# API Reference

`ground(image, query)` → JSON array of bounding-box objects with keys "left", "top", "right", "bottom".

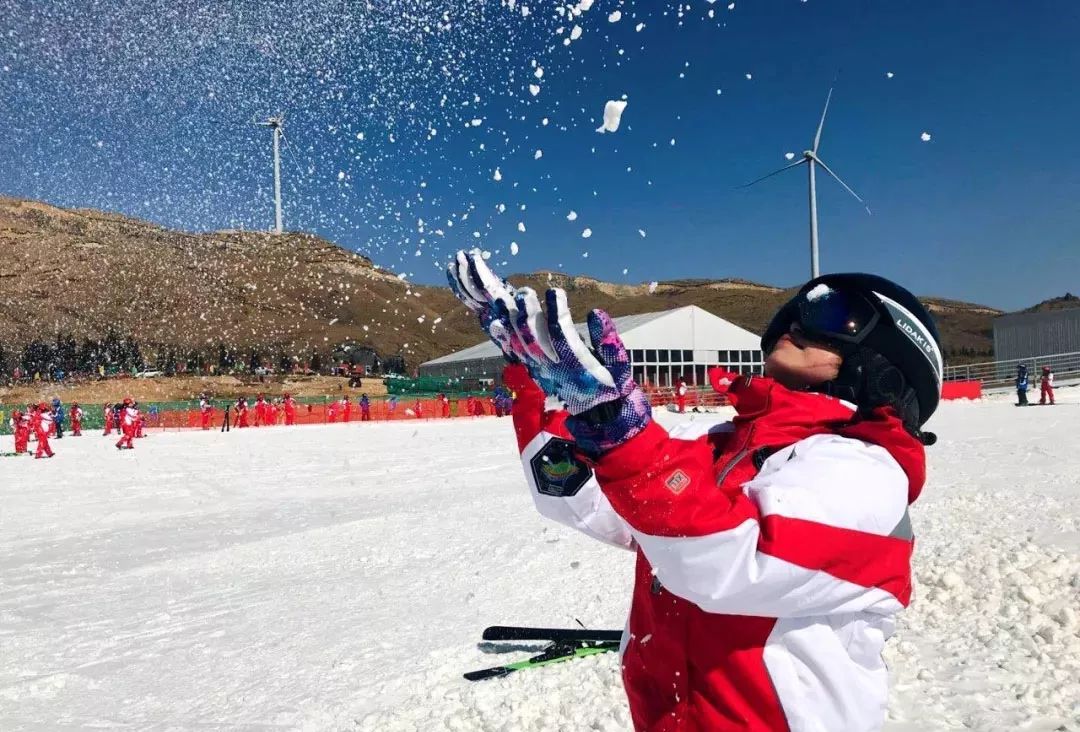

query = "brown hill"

[
  {"left": 0, "top": 198, "right": 1000, "bottom": 371},
  {"left": 0, "top": 197, "right": 476, "bottom": 368},
  {"left": 1022, "top": 293, "right": 1080, "bottom": 313}
]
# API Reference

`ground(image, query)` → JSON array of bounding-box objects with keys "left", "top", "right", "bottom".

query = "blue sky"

[{"left": 1, "top": 1, "right": 1078, "bottom": 310}]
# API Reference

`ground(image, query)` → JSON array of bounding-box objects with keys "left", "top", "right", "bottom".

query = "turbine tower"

[
  {"left": 742, "top": 89, "right": 870, "bottom": 278},
  {"left": 256, "top": 115, "right": 284, "bottom": 234}
]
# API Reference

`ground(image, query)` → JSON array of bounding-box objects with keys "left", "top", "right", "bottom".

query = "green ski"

[{"left": 464, "top": 640, "right": 618, "bottom": 681}]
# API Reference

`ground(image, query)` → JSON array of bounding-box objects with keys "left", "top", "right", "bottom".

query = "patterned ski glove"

[
  {"left": 506, "top": 285, "right": 650, "bottom": 452},
  {"left": 446, "top": 249, "right": 523, "bottom": 364}
]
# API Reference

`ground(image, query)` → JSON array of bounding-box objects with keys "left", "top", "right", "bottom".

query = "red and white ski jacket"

[
  {"left": 504, "top": 363, "right": 925, "bottom": 732},
  {"left": 122, "top": 407, "right": 140, "bottom": 429}
]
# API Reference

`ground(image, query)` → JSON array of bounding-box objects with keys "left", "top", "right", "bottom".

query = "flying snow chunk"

[
  {"left": 337, "top": 171, "right": 346, "bottom": 180},
  {"left": 921, "top": 131, "right": 932, "bottom": 142},
  {"left": 785, "top": 152, "right": 796, "bottom": 160},
  {"left": 622, "top": 268, "right": 629, "bottom": 275},
  {"left": 571, "top": 25, "right": 583, "bottom": 40},
  {"left": 529, "top": 84, "right": 541, "bottom": 96},
  {"left": 648, "top": 281, "right": 659, "bottom": 294},
  {"left": 567, "top": 210, "right": 578, "bottom": 221},
  {"left": 518, "top": 222, "right": 526, "bottom": 232},
  {"left": 596, "top": 100, "right": 628, "bottom": 133},
  {"left": 582, "top": 228, "right": 592, "bottom": 238},
  {"left": 638, "top": 229, "right": 647, "bottom": 238},
  {"left": 608, "top": 10, "right": 622, "bottom": 22},
  {"left": 806, "top": 283, "right": 833, "bottom": 301},
  {"left": 636, "top": 22, "right": 645, "bottom": 31},
  {"left": 886, "top": 71, "right": 895, "bottom": 79},
  {"left": 534, "top": 149, "right": 543, "bottom": 159},
  {"left": 745, "top": 73, "right": 753, "bottom": 80},
  {"left": 510, "top": 242, "right": 520, "bottom": 255},
  {"left": 493, "top": 168, "right": 503, "bottom": 181}
]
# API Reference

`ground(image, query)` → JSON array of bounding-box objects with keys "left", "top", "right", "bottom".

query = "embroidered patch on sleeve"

[{"left": 664, "top": 469, "right": 691, "bottom": 495}]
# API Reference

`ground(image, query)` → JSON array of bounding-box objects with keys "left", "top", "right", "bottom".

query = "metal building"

[
  {"left": 419, "top": 305, "right": 763, "bottom": 387},
  {"left": 993, "top": 308, "right": 1080, "bottom": 362}
]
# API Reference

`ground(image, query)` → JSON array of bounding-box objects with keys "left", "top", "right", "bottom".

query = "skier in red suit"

[
  {"left": 70, "top": 403, "right": 83, "bottom": 436},
  {"left": 283, "top": 394, "right": 297, "bottom": 425},
  {"left": 450, "top": 251, "right": 944, "bottom": 732},
  {"left": 33, "top": 403, "right": 55, "bottom": 459},
  {"left": 200, "top": 397, "right": 212, "bottom": 430},
  {"left": 116, "top": 398, "right": 138, "bottom": 450},
  {"left": 103, "top": 404, "right": 115, "bottom": 436},
  {"left": 11, "top": 409, "right": 29, "bottom": 454},
  {"left": 1040, "top": 366, "right": 1055, "bottom": 405},
  {"left": 675, "top": 377, "right": 688, "bottom": 413},
  {"left": 439, "top": 392, "right": 451, "bottom": 418},
  {"left": 254, "top": 394, "right": 266, "bottom": 427},
  {"left": 327, "top": 399, "right": 338, "bottom": 423},
  {"left": 342, "top": 395, "right": 352, "bottom": 422},
  {"left": 236, "top": 398, "right": 249, "bottom": 428},
  {"left": 135, "top": 403, "right": 146, "bottom": 438}
]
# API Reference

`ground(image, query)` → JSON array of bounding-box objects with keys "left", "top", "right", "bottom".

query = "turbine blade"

[
  {"left": 813, "top": 88, "right": 833, "bottom": 153},
  {"left": 812, "top": 155, "right": 872, "bottom": 214},
  {"left": 738, "top": 158, "right": 807, "bottom": 188}
]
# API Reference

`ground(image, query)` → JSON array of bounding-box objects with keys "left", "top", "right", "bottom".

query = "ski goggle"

[{"left": 766, "top": 286, "right": 881, "bottom": 351}]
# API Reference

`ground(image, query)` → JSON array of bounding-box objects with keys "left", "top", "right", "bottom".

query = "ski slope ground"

[{"left": 2, "top": 393, "right": 1079, "bottom": 731}]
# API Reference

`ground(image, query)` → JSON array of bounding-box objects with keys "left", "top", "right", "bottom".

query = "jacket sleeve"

[
  {"left": 504, "top": 364, "right": 634, "bottom": 551},
  {"left": 592, "top": 423, "right": 914, "bottom": 617}
]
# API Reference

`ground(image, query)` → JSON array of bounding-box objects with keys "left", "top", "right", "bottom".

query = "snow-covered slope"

[{"left": 2, "top": 395, "right": 1078, "bottom": 730}]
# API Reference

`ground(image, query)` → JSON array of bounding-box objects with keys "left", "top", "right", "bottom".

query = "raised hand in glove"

[{"left": 446, "top": 249, "right": 523, "bottom": 363}]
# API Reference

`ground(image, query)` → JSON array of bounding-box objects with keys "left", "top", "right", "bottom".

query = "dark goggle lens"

[{"left": 796, "top": 289, "right": 876, "bottom": 340}]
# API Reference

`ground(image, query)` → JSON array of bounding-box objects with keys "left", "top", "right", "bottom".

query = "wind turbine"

[
  {"left": 741, "top": 89, "right": 871, "bottom": 278},
  {"left": 255, "top": 115, "right": 284, "bottom": 234}
]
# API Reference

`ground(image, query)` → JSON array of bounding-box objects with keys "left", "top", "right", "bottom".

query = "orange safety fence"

[
  {"left": 141, "top": 397, "right": 512, "bottom": 431},
  {"left": 138, "top": 388, "right": 734, "bottom": 432}
]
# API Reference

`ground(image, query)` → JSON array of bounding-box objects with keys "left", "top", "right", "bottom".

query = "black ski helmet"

[{"left": 762, "top": 273, "right": 944, "bottom": 429}]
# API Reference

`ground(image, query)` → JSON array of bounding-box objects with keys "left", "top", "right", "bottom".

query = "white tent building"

[{"left": 419, "top": 305, "right": 763, "bottom": 387}]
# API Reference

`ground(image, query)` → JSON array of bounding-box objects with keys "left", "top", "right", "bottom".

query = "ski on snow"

[
  {"left": 481, "top": 625, "right": 622, "bottom": 643},
  {"left": 464, "top": 625, "right": 623, "bottom": 681}
]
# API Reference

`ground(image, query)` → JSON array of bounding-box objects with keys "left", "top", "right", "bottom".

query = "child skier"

[
  {"left": 116, "top": 398, "right": 138, "bottom": 450},
  {"left": 33, "top": 403, "right": 55, "bottom": 459},
  {"left": 1016, "top": 363, "right": 1030, "bottom": 406},
  {"left": 69, "top": 403, "right": 83, "bottom": 436},
  {"left": 675, "top": 377, "right": 688, "bottom": 413},
  {"left": 1040, "top": 365, "right": 1055, "bottom": 405},
  {"left": 449, "top": 250, "right": 942, "bottom": 732},
  {"left": 103, "top": 404, "right": 115, "bottom": 436},
  {"left": 11, "top": 408, "right": 29, "bottom": 454},
  {"left": 283, "top": 393, "right": 297, "bottom": 425},
  {"left": 51, "top": 398, "right": 65, "bottom": 438}
]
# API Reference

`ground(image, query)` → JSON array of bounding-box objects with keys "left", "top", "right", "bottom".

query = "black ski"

[{"left": 481, "top": 625, "right": 622, "bottom": 643}]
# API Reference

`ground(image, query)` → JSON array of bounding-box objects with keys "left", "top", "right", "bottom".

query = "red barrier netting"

[{"left": 141, "top": 389, "right": 731, "bottom": 431}]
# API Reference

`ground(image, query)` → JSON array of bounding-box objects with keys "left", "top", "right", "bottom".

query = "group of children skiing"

[
  {"left": 1015, "top": 363, "right": 1055, "bottom": 406},
  {"left": 6, "top": 400, "right": 78, "bottom": 458}
]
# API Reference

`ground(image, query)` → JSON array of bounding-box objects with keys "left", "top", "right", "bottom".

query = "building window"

[
  {"left": 695, "top": 365, "right": 706, "bottom": 386},
  {"left": 753, "top": 349, "right": 763, "bottom": 363},
  {"left": 669, "top": 349, "right": 681, "bottom": 363},
  {"left": 646, "top": 349, "right": 657, "bottom": 362},
  {"left": 658, "top": 349, "right": 670, "bottom": 362},
  {"left": 631, "top": 349, "right": 644, "bottom": 364},
  {"left": 683, "top": 350, "right": 694, "bottom": 362},
  {"left": 741, "top": 350, "right": 753, "bottom": 362}
]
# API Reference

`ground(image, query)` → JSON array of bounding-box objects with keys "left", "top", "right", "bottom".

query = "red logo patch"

[{"left": 664, "top": 469, "right": 691, "bottom": 495}]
